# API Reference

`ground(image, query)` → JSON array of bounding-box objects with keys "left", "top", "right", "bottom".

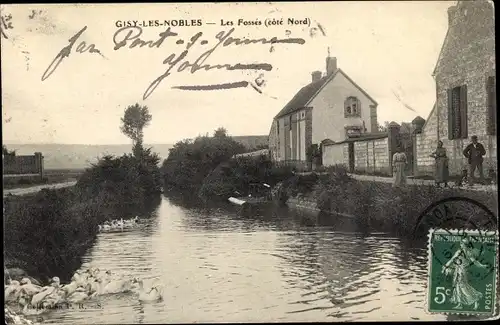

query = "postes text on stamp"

[{"left": 427, "top": 229, "right": 499, "bottom": 316}]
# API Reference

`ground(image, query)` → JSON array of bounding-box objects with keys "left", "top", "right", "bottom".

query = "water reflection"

[{"left": 39, "top": 195, "right": 455, "bottom": 323}]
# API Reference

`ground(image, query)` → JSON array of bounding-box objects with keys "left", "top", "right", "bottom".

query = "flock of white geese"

[
  {"left": 5, "top": 267, "right": 164, "bottom": 316},
  {"left": 98, "top": 216, "right": 140, "bottom": 232}
]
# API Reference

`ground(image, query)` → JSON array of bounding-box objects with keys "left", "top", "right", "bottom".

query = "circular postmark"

[
  {"left": 412, "top": 197, "right": 498, "bottom": 279},
  {"left": 412, "top": 197, "right": 498, "bottom": 240}
]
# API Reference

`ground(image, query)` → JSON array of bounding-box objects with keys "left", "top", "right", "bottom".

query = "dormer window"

[{"left": 344, "top": 96, "right": 361, "bottom": 117}]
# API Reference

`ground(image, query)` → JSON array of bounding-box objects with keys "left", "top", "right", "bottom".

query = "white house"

[{"left": 268, "top": 56, "right": 378, "bottom": 168}]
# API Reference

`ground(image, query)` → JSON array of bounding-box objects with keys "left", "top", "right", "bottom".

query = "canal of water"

[{"left": 35, "top": 195, "right": 452, "bottom": 323}]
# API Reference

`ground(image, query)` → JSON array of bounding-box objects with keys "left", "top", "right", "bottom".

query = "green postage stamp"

[{"left": 427, "top": 229, "right": 499, "bottom": 316}]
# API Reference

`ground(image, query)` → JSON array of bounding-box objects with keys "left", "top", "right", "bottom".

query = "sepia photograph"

[{"left": 2, "top": 1, "right": 498, "bottom": 324}]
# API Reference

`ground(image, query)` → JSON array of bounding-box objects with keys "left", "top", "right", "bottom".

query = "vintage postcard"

[{"left": 2, "top": 1, "right": 498, "bottom": 324}]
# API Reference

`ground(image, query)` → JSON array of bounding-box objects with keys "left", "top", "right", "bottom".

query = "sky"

[{"left": 1, "top": 2, "right": 454, "bottom": 145}]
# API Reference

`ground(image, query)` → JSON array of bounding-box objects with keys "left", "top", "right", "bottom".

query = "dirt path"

[{"left": 3, "top": 181, "right": 77, "bottom": 197}]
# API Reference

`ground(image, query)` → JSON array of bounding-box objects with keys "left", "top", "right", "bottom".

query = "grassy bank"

[
  {"left": 281, "top": 166, "right": 498, "bottom": 236},
  {"left": 3, "top": 151, "right": 162, "bottom": 284}
]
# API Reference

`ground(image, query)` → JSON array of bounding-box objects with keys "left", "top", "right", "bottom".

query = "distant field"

[
  {"left": 43, "top": 168, "right": 85, "bottom": 182},
  {"left": 44, "top": 168, "right": 86, "bottom": 176}
]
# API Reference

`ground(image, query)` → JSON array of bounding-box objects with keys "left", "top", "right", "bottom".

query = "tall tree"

[
  {"left": 213, "top": 127, "right": 228, "bottom": 138},
  {"left": 120, "top": 103, "right": 152, "bottom": 157}
]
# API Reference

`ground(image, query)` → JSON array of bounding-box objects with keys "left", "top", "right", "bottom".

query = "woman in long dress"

[
  {"left": 441, "top": 238, "right": 487, "bottom": 310},
  {"left": 430, "top": 140, "right": 449, "bottom": 187},
  {"left": 392, "top": 146, "right": 407, "bottom": 187}
]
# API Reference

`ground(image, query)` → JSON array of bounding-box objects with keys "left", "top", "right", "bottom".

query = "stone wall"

[
  {"left": 268, "top": 120, "right": 278, "bottom": 161},
  {"left": 322, "top": 143, "right": 346, "bottom": 166},
  {"left": 3, "top": 153, "right": 44, "bottom": 178},
  {"left": 415, "top": 105, "right": 439, "bottom": 176},
  {"left": 353, "top": 137, "right": 390, "bottom": 175},
  {"left": 415, "top": 1, "right": 496, "bottom": 176},
  {"left": 305, "top": 108, "right": 313, "bottom": 154},
  {"left": 322, "top": 137, "right": 390, "bottom": 175}
]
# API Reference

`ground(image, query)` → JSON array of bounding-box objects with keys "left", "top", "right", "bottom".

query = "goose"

[
  {"left": 61, "top": 280, "right": 79, "bottom": 296},
  {"left": 19, "top": 278, "right": 42, "bottom": 296},
  {"left": 87, "top": 267, "right": 100, "bottom": 279},
  {"left": 101, "top": 278, "right": 135, "bottom": 294},
  {"left": 31, "top": 277, "right": 60, "bottom": 306},
  {"left": 5, "top": 280, "right": 22, "bottom": 302},
  {"left": 88, "top": 278, "right": 102, "bottom": 296},
  {"left": 124, "top": 217, "right": 138, "bottom": 227},
  {"left": 115, "top": 219, "right": 125, "bottom": 230},
  {"left": 137, "top": 280, "right": 163, "bottom": 302},
  {"left": 75, "top": 272, "right": 89, "bottom": 287},
  {"left": 100, "top": 270, "right": 113, "bottom": 282},
  {"left": 40, "top": 284, "right": 66, "bottom": 309},
  {"left": 67, "top": 283, "right": 92, "bottom": 303},
  {"left": 71, "top": 271, "right": 85, "bottom": 285}
]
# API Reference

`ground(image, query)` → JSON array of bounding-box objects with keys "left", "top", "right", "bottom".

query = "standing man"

[{"left": 463, "top": 135, "right": 486, "bottom": 185}]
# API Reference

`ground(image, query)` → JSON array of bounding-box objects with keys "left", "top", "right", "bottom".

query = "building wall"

[
  {"left": 310, "top": 71, "right": 377, "bottom": 145},
  {"left": 415, "top": 106, "right": 439, "bottom": 175},
  {"left": 417, "top": 1, "right": 496, "bottom": 176},
  {"left": 322, "top": 137, "right": 390, "bottom": 175},
  {"left": 278, "top": 117, "right": 286, "bottom": 160},
  {"left": 268, "top": 120, "right": 278, "bottom": 161},
  {"left": 299, "top": 119, "right": 306, "bottom": 160},
  {"left": 275, "top": 108, "right": 311, "bottom": 162}
]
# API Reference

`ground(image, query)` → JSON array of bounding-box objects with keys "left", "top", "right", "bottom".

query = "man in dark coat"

[{"left": 463, "top": 135, "right": 486, "bottom": 185}]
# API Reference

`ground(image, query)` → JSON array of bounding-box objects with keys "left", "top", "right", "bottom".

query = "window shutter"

[
  {"left": 447, "top": 88, "right": 454, "bottom": 140},
  {"left": 487, "top": 76, "right": 496, "bottom": 135},
  {"left": 459, "top": 84, "right": 468, "bottom": 139}
]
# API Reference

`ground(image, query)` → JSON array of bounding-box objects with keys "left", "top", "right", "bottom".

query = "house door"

[{"left": 348, "top": 143, "right": 355, "bottom": 173}]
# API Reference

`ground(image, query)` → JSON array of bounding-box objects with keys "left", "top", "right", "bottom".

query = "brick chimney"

[
  {"left": 311, "top": 71, "right": 322, "bottom": 82},
  {"left": 326, "top": 57, "right": 337, "bottom": 76}
]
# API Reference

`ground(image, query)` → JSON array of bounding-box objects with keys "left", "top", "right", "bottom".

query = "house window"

[
  {"left": 277, "top": 120, "right": 279, "bottom": 135},
  {"left": 300, "top": 111, "right": 306, "bottom": 119},
  {"left": 487, "top": 76, "right": 496, "bottom": 135},
  {"left": 447, "top": 85, "right": 468, "bottom": 140},
  {"left": 289, "top": 115, "right": 292, "bottom": 130},
  {"left": 344, "top": 97, "right": 361, "bottom": 117}
]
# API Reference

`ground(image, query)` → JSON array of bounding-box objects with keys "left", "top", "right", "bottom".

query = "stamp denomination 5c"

[{"left": 427, "top": 229, "right": 499, "bottom": 316}]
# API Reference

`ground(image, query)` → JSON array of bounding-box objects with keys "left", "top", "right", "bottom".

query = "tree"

[
  {"left": 120, "top": 103, "right": 152, "bottom": 157},
  {"left": 161, "top": 133, "right": 247, "bottom": 194},
  {"left": 213, "top": 127, "right": 228, "bottom": 138},
  {"left": 2, "top": 145, "right": 16, "bottom": 156}
]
